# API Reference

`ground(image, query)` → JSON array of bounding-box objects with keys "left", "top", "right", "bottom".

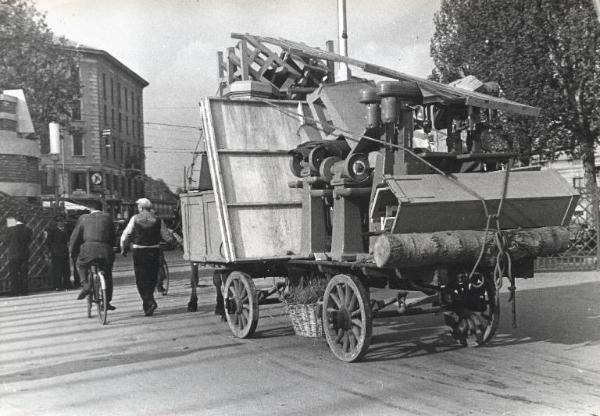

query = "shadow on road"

[{"left": 364, "top": 280, "right": 600, "bottom": 362}]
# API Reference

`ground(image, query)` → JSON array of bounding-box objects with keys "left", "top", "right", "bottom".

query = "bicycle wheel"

[
  {"left": 86, "top": 271, "right": 93, "bottom": 318},
  {"left": 95, "top": 271, "right": 108, "bottom": 325},
  {"left": 158, "top": 260, "right": 169, "bottom": 296}
]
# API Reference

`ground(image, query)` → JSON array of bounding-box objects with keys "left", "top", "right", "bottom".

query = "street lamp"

[{"left": 49, "top": 122, "right": 61, "bottom": 215}]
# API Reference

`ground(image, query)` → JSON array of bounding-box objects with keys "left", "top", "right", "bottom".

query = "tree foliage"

[
  {"left": 0, "top": 0, "right": 80, "bottom": 138},
  {"left": 431, "top": 0, "right": 600, "bottom": 188}
]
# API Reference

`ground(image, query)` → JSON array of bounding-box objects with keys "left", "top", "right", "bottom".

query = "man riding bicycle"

[{"left": 69, "top": 202, "right": 116, "bottom": 310}]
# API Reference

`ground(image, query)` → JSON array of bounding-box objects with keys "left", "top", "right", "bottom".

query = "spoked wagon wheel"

[
  {"left": 223, "top": 271, "right": 259, "bottom": 338},
  {"left": 323, "top": 274, "right": 372, "bottom": 362},
  {"left": 446, "top": 273, "right": 499, "bottom": 347}
]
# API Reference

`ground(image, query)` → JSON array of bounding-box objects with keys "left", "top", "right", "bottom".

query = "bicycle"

[
  {"left": 156, "top": 246, "right": 170, "bottom": 296},
  {"left": 86, "top": 263, "right": 108, "bottom": 325}
]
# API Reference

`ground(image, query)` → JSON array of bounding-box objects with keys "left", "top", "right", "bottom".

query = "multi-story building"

[
  {"left": 39, "top": 43, "right": 149, "bottom": 220},
  {"left": 0, "top": 89, "right": 38, "bottom": 198}
]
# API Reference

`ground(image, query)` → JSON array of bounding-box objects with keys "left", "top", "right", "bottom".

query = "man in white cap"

[{"left": 120, "top": 198, "right": 174, "bottom": 316}]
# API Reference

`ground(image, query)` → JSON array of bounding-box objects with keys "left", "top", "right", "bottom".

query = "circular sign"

[{"left": 91, "top": 172, "right": 103, "bottom": 185}]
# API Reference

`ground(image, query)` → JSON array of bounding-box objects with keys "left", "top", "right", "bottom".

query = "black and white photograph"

[{"left": 1, "top": 0, "right": 599, "bottom": 415}]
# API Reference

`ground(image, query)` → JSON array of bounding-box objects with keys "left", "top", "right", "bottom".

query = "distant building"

[
  {"left": 144, "top": 176, "right": 178, "bottom": 224},
  {"left": 39, "top": 42, "right": 149, "bottom": 219},
  {"left": 532, "top": 151, "right": 600, "bottom": 189},
  {"left": 0, "top": 89, "right": 38, "bottom": 198}
]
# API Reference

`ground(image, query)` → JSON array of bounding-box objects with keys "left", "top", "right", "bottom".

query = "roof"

[
  {"left": 59, "top": 39, "right": 149, "bottom": 87},
  {"left": 232, "top": 33, "right": 540, "bottom": 117}
]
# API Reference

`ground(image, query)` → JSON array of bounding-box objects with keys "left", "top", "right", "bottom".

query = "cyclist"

[
  {"left": 69, "top": 202, "right": 116, "bottom": 310},
  {"left": 120, "top": 198, "right": 174, "bottom": 316}
]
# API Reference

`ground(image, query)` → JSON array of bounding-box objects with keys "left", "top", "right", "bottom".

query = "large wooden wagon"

[{"left": 180, "top": 36, "right": 578, "bottom": 362}]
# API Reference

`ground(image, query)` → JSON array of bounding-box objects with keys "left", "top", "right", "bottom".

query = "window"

[
  {"left": 118, "top": 113, "right": 122, "bottom": 132},
  {"left": 132, "top": 120, "right": 135, "bottom": 138},
  {"left": 105, "top": 136, "right": 110, "bottom": 160},
  {"left": 126, "top": 116, "right": 129, "bottom": 135},
  {"left": 112, "top": 138, "right": 117, "bottom": 160},
  {"left": 117, "top": 83, "right": 121, "bottom": 108},
  {"left": 106, "top": 173, "right": 112, "bottom": 192},
  {"left": 71, "top": 172, "right": 86, "bottom": 191},
  {"left": 124, "top": 87, "right": 128, "bottom": 111},
  {"left": 103, "top": 105, "right": 107, "bottom": 127},
  {"left": 72, "top": 133, "right": 84, "bottom": 156},
  {"left": 102, "top": 74, "right": 106, "bottom": 100},
  {"left": 120, "top": 141, "right": 124, "bottom": 162},
  {"left": 110, "top": 78, "right": 114, "bottom": 104},
  {"left": 131, "top": 91, "right": 135, "bottom": 115},
  {"left": 71, "top": 100, "right": 81, "bottom": 120},
  {"left": 137, "top": 96, "right": 141, "bottom": 116},
  {"left": 573, "top": 177, "right": 583, "bottom": 188},
  {"left": 111, "top": 109, "right": 115, "bottom": 130}
]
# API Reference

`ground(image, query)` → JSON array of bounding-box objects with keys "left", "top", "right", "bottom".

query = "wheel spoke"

[
  {"left": 238, "top": 312, "right": 246, "bottom": 329},
  {"left": 233, "top": 279, "right": 240, "bottom": 294},
  {"left": 350, "top": 307, "right": 362, "bottom": 318},
  {"left": 240, "top": 294, "right": 249, "bottom": 304},
  {"left": 342, "top": 331, "right": 349, "bottom": 352},
  {"left": 351, "top": 318, "right": 364, "bottom": 330},
  {"left": 348, "top": 292, "right": 357, "bottom": 312},
  {"left": 349, "top": 331, "right": 357, "bottom": 350},
  {"left": 335, "top": 328, "right": 344, "bottom": 343},
  {"left": 329, "top": 292, "right": 342, "bottom": 309},
  {"left": 351, "top": 326, "right": 361, "bottom": 341},
  {"left": 335, "top": 284, "right": 346, "bottom": 306}
]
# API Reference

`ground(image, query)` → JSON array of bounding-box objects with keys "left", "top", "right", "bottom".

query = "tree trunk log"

[{"left": 373, "top": 226, "right": 570, "bottom": 268}]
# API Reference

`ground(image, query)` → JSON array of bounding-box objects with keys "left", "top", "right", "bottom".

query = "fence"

[
  {"left": 535, "top": 188, "right": 599, "bottom": 272},
  {"left": 0, "top": 192, "right": 54, "bottom": 295}
]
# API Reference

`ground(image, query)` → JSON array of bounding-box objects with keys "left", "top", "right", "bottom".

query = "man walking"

[
  {"left": 5, "top": 215, "right": 32, "bottom": 296},
  {"left": 69, "top": 202, "right": 116, "bottom": 310},
  {"left": 44, "top": 216, "right": 70, "bottom": 290},
  {"left": 120, "top": 198, "right": 173, "bottom": 316}
]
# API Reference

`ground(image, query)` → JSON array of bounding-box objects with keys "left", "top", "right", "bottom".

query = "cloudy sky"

[{"left": 35, "top": 0, "right": 441, "bottom": 189}]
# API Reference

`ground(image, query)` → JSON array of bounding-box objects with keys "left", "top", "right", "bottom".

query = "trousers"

[
  {"left": 132, "top": 248, "right": 160, "bottom": 311},
  {"left": 9, "top": 258, "right": 29, "bottom": 295}
]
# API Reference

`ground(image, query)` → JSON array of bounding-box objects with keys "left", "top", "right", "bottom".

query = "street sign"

[{"left": 90, "top": 172, "right": 103, "bottom": 185}]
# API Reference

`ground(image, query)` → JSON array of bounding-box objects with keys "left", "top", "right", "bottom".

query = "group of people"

[{"left": 4, "top": 197, "right": 174, "bottom": 316}]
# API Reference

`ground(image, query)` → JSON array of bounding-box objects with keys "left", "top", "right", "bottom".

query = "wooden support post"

[
  {"left": 217, "top": 51, "right": 225, "bottom": 96},
  {"left": 300, "top": 184, "right": 329, "bottom": 256},
  {"left": 227, "top": 47, "right": 236, "bottom": 85},
  {"left": 325, "top": 40, "right": 335, "bottom": 83},
  {"left": 239, "top": 40, "right": 250, "bottom": 81}
]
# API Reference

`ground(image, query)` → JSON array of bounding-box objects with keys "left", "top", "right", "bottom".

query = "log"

[{"left": 372, "top": 226, "right": 570, "bottom": 268}]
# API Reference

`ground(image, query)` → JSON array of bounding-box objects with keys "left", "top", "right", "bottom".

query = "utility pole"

[{"left": 49, "top": 122, "right": 61, "bottom": 216}]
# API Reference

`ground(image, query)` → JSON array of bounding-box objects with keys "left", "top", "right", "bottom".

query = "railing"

[{"left": 535, "top": 187, "right": 599, "bottom": 272}]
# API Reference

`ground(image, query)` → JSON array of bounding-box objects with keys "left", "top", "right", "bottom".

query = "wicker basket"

[{"left": 286, "top": 302, "right": 324, "bottom": 338}]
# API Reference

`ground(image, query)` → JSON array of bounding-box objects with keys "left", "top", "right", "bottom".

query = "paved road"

[{"left": 1, "top": 267, "right": 599, "bottom": 416}]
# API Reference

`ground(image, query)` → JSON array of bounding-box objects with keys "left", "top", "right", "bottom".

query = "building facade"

[
  {"left": 39, "top": 44, "right": 149, "bottom": 220},
  {"left": 0, "top": 89, "right": 38, "bottom": 198}
]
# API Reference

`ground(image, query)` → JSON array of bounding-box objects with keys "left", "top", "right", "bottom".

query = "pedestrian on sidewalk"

[
  {"left": 3, "top": 215, "right": 32, "bottom": 296},
  {"left": 43, "top": 215, "right": 71, "bottom": 290},
  {"left": 120, "top": 198, "right": 174, "bottom": 316},
  {"left": 69, "top": 202, "right": 116, "bottom": 310}
]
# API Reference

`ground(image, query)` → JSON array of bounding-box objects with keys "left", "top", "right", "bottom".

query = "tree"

[
  {"left": 430, "top": 0, "right": 600, "bottom": 191},
  {"left": 0, "top": 0, "right": 80, "bottom": 138}
]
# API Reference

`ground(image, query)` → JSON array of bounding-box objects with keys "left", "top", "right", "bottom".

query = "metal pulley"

[{"left": 343, "top": 153, "right": 370, "bottom": 182}]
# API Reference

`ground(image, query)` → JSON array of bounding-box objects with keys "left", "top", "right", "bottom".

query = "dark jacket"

[
  {"left": 5, "top": 223, "right": 33, "bottom": 261},
  {"left": 45, "top": 222, "right": 69, "bottom": 258},
  {"left": 69, "top": 211, "right": 115, "bottom": 263}
]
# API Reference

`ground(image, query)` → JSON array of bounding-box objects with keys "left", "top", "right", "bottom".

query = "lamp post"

[{"left": 49, "top": 122, "right": 61, "bottom": 215}]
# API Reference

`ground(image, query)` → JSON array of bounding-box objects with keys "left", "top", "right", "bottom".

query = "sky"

[{"left": 35, "top": 0, "right": 442, "bottom": 190}]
